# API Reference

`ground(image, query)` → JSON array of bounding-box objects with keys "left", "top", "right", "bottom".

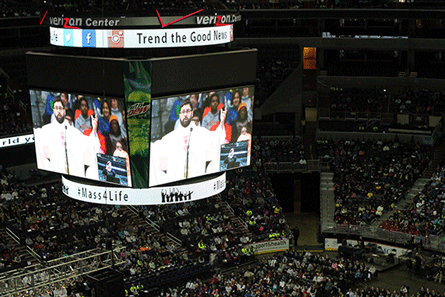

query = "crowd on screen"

[
  {"left": 317, "top": 138, "right": 431, "bottom": 226},
  {"left": 41, "top": 93, "right": 127, "bottom": 154},
  {"left": 161, "top": 87, "right": 253, "bottom": 145},
  {"left": 35, "top": 92, "right": 130, "bottom": 181}
]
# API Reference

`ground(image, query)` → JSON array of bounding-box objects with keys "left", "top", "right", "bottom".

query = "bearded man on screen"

[{"left": 150, "top": 99, "right": 227, "bottom": 186}]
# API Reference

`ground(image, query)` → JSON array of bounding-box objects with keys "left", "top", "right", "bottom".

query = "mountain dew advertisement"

[{"left": 123, "top": 61, "right": 152, "bottom": 188}]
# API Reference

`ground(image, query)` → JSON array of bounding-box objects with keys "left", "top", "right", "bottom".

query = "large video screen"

[
  {"left": 149, "top": 85, "right": 254, "bottom": 187},
  {"left": 30, "top": 90, "right": 132, "bottom": 187}
]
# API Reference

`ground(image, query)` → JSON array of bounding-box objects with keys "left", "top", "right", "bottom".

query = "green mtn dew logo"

[{"left": 127, "top": 102, "right": 150, "bottom": 119}]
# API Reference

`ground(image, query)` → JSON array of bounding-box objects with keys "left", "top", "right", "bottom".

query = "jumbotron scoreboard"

[{"left": 28, "top": 9, "right": 257, "bottom": 205}]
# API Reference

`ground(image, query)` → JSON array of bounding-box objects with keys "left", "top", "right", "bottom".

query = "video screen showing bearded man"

[
  {"left": 34, "top": 96, "right": 101, "bottom": 178},
  {"left": 149, "top": 99, "right": 227, "bottom": 186}
]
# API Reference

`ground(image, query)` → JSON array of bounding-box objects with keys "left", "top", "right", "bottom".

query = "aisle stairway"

[
  {"left": 370, "top": 177, "right": 429, "bottom": 227},
  {"left": 214, "top": 195, "right": 251, "bottom": 236},
  {"left": 123, "top": 206, "right": 182, "bottom": 247},
  {"left": 0, "top": 227, "right": 39, "bottom": 270},
  {"left": 423, "top": 138, "right": 445, "bottom": 178},
  {"left": 319, "top": 172, "right": 335, "bottom": 232},
  {"left": 302, "top": 122, "right": 320, "bottom": 171}
]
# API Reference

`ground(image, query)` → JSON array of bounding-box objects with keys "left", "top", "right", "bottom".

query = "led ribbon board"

[
  {"left": 61, "top": 172, "right": 226, "bottom": 205},
  {"left": 47, "top": 10, "right": 239, "bottom": 48},
  {"left": 50, "top": 26, "right": 233, "bottom": 48}
]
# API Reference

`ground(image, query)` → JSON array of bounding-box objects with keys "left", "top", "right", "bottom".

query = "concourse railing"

[
  {"left": 321, "top": 223, "right": 445, "bottom": 253},
  {"left": 0, "top": 246, "right": 126, "bottom": 296}
]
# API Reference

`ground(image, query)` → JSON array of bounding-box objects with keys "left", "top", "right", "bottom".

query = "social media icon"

[
  {"left": 51, "top": 32, "right": 58, "bottom": 43},
  {"left": 108, "top": 30, "right": 124, "bottom": 48},
  {"left": 82, "top": 30, "right": 96, "bottom": 47},
  {"left": 50, "top": 28, "right": 59, "bottom": 44},
  {"left": 64, "top": 29, "right": 73, "bottom": 47}
]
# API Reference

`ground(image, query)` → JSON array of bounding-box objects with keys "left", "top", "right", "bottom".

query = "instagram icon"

[{"left": 108, "top": 30, "right": 124, "bottom": 48}]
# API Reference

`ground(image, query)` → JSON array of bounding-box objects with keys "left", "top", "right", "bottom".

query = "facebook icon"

[{"left": 82, "top": 30, "right": 96, "bottom": 47}]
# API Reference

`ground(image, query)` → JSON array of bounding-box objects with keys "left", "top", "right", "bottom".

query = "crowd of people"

[
  {"left": 0, "top": 232, "right": 25, "bottom": 273},
  {"left": 324, "top": 62, "right": 400, "bottom": 78},
  {"left": 0, "top": 0, "right": 40, "bottom": 18},
  {"left": 318, "top": 138, "right": 431, "bottom": 225},
  {"left": 0, "top": 130, "right": 444, "bottom": 297},
  {"left": 0, "top": 93, "right": 32, "bottom": 136},
  {"left": 379, "top": 158, "right": 445, "bottom": 236},
  {"left": 0, "top": 0, "right": 403, "bottom": 17},
  {"left": 393, "top": 88, "right": 445, "bottom": 116},
  {"left": 1, "top": 180, "right": 133, "bottom": 260},
  {"left": 322, "top": 84, "right": 445, "bottom": 133},
  {"left": 250, "top": 138, "right": 306, "bottom": 165},
  {"left": 256, "top": 58, "right": 296, "bottom": 107},
  {"left": 148, "top": 197, "right": 250, "bottom": 265},
  {"left": 5, "top": 0, "right": 437, "bottom": 19},
  {"left": 329, "top": 87, "right": 385, "bottom": 114},
  {"left": 157, "top": 249, "right": 389, "bottom": 297},
  {"left": 327, "top": 84, "right": 445, "bottom": 119},
  {"left": 0, "top": 171, "right": 201, "bottom": 297},
  {"left": 224, "top": 169, "right": 289, "bottom": 241}
]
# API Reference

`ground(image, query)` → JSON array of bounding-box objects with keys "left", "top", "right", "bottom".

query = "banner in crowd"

[
  {"left": 324, "top": 238, "right": 339, "bottom": 251},
  {"left": 244, "top": 238, "right": 289, "bottom": 255},
  {"left": 61, "top": 172, "right": 226, "bottom": 205}
]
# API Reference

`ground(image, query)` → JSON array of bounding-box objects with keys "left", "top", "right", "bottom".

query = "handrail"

[
  {"left": 321, "top": 224, "right": 445, "bottom": 253},
  {"left": 5, "top": 227, "right": 20, "bottom": 244},
  {"left": 264, "top": 161, "right": 308, "bottom": 172},
  {"left": 224, "top": 200, "right": 247, "bottom": 228},
  {"left": 126, "top": 205, "right": 160, "bottom": 232},
  {"left": 45, "top": 247, "right": 103, "bottom": 265},
  {"left": 26, "top": 245, "right": 42, "bottom": 262},
  {"left": 166, "top": 232, "right": 182, "bottom": 246},
  {"left": 0, "top": 247, "right": 126, "bottom": 296},
  {"left": 145, "top": 217, "right": 160, "bottom": 232}
]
